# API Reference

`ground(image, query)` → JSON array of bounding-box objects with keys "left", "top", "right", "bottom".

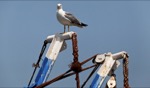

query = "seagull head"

[{"left": 57, "top": 3, "right": 62, "bottom": 10}]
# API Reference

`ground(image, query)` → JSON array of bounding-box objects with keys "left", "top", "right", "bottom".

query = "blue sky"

[{"left": 0, "top": 1, "right": 150, "bottom": 87}]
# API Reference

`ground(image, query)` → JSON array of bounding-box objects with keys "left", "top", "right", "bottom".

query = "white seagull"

[{"left": 56, "top": 3, "right": 88, "bottom": 33}]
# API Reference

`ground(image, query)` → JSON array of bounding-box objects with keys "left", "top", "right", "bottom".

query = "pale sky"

[{"left": 0, "top": 1, "right": 150, "bottom": 87}]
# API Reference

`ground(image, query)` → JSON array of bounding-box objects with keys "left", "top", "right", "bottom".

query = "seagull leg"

[
  {"left": 64, "top": 25, "right": 66, "bottom": 33},
  {"left": 68, "top": 25, "right": 70, "bottom": 32}
]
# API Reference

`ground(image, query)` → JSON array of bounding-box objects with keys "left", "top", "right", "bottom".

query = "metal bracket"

[
  {"left": 90, "top": 51, "right": 127, "bottom": 88},
  {"left": 107, "top": 74, "right": 116, "bottom": 88},
  {"left": 60, "top": 41, "right": 67, "bottom": 52}
]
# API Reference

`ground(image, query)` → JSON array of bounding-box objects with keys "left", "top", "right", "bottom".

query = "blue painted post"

[{"left": 28, "top": 32, "right": 75, "bottom": 88}]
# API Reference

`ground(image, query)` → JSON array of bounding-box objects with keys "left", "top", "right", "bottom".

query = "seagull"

[{"left": 56, "top": 3, "right": 88, "bottom": 33}]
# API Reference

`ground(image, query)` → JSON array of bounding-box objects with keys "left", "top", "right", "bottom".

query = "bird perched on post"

[{"left": 56, "top": 3, "right": 88, "bottom": 33}]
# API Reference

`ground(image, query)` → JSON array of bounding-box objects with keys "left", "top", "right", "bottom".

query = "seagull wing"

[{"left": 64, "top": 12, "right": 81, "bottom": 25}]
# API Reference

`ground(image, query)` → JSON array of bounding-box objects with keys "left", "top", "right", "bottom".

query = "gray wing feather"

[{"left": 65, "top": 12, "right": 81, "bottom": 25}]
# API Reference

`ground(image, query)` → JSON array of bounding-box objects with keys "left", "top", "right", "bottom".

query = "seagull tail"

[{"left": 81, "top": 22, "right": 88, "bottom": 27}]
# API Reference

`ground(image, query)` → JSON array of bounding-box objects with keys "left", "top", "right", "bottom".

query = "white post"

[{"left": 31, "top": 32, "right": 76, "bottom": 87}]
